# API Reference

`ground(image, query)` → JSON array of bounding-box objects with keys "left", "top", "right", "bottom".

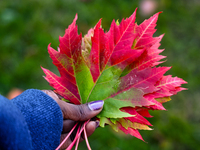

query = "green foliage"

[{"left": 0, "top": 0, "right": 200, "bottom": 149}]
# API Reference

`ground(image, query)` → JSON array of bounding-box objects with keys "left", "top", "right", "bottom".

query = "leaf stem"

[
  {"left": 56, "top": 122, "right": 78, "bottom": 150},
  {"left": 56, "top": 120, "right": 91, "bottom": 150},
  {"left": 66, "top": 124, "right": 82, "bottom": 150},
  {"left": 83, "top": 122, "right": 92, "bottom": 150},
  {"left": 75, "top": 136, "right": 81, "bottom": 150},
  {"left": 75, "top": 130, "right": 81, "bottom": 150}
]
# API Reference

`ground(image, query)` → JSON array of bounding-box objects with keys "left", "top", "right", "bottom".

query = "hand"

[{"left": 42, "top": 90, "right": 104, "bottom": 149}]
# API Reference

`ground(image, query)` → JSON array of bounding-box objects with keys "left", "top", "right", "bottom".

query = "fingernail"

[
  {"left": 88, "top": 100, "right": 104, "bottom": 111},
  {"left": 96, "top": 121, "right": 100, "bottom": 128}
]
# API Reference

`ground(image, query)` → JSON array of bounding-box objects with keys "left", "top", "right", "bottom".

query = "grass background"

[{"left": 0, "top": 0, "right": 200, "bottom": 149}]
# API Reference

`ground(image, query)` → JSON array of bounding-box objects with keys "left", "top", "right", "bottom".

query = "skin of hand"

[{"left": 42, "top": 90, "right": 104, "bottom": 149}]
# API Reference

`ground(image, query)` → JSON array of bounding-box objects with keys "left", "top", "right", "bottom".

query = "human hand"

[{"left": 42, "top": 90, "right": 104, "bottom": 149}]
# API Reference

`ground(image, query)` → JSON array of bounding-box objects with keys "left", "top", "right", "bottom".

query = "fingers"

[
  {"left": 84, "top": 121, "right": 97, "bottom": 138},
  {"left": 42, "top": 90, "right": 104, "bottom": 121},
  {"left": 62, "top": 120, "right": 76, "bottom": 133},
  {"left": 60, "top": 120, "right": 98, "bottom": 149},
  {"left": 58, "top": 100, "right": 104, "bottom": 121},
  {"left": 42, "top": 90, "right": 103, "bottom": 149}
]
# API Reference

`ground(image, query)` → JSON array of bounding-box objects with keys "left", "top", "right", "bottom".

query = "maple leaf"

[{"left": 42, "top": 9, "right": 187, "bottom": 149}]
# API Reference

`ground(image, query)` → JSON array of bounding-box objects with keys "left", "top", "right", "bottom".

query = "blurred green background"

[{"left": 0, "top": 0, "right": 199, "bottom": 149}]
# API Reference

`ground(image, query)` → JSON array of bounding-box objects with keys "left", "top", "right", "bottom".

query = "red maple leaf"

[{"left": 42, "top": 8, "right": 187, "bottom": 149}]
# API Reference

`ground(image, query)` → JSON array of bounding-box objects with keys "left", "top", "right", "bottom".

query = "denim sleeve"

[{"left": 11, "top": 89, "right": 63, "bottom": 150}]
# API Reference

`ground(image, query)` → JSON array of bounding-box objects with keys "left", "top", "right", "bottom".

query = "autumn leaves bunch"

[{"left": 42, "top": 8, "right": 186, "bottom": 149}]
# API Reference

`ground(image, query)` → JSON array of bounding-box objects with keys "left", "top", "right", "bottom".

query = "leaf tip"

[
  {"left": 95, "top": 19, "right": 102, "bottom": 29},
  {"left": 75, "top": 13, "right": 78, "bottom": 21}
]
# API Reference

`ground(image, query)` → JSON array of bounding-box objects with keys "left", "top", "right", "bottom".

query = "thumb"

[{"left": 58, "top": 100, "right": 104, "bottom": 121}]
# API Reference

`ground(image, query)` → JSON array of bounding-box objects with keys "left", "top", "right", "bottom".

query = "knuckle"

[{"left": 77, "top": 105, "right": 87, "bottom": 121}]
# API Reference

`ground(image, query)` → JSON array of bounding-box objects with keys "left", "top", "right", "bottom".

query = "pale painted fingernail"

[{"left": 88, "top": 100, "right": 104, "bottom": 111}]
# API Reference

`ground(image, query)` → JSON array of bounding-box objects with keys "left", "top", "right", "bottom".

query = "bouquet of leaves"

[{"left": 42, "top": 8, "right": 187, "bottom": 150}]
